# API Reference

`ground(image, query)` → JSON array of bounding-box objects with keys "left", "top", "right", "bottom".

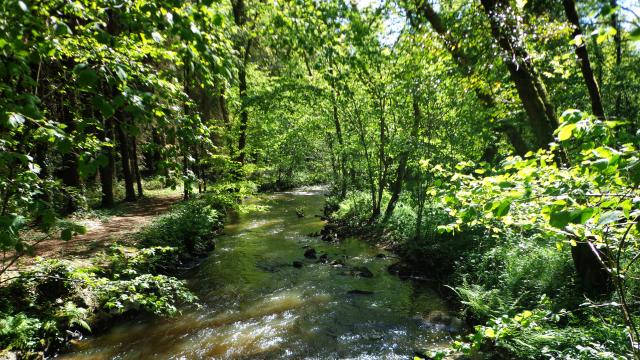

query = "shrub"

[
  {"left": 138, "top": 198, "right": 222, "bottom": 254},
  {"left": 0, "top": 313, "right": 44, "bottom": 352},
  {"left": 95, "top": 274, "right": 196, "bottom": 316},
  {"left": 107, "top": 245, "right": 180, "bottom": 278}
]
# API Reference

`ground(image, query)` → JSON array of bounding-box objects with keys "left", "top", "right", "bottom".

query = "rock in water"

[
  {"left": 330, "top": 258, "right": 345, "bottom": 267},
  {"left": 388, "top": 262, "right": 412, "bottom": 279},
  {"left": 318, "top": 253, "right": 329, "bottom": 263},
  {"left": 347, "top": 289, "right": 374, "bottom": 295},
  {"left": 295, "top": 208, "right": 305, "bottom": 218},
  {"left": 304, "top": 248, "right": 317, "bottom": 259},
  {"left": 353, "top": 266, "right": 374, "bottom": 278},
  {"left": 293, "top": 261, "right": 303, "bottom": 268}
]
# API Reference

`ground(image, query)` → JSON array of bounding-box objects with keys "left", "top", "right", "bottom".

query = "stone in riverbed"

[
  {"left": 347, "top": 289, "right": 374, "bottom": 295},
  {"left": 388, "top": 262, "right": 412, "bottom": 279},
  {"left": 293, "top": 261, "right": 303, "bottom": 268},
  {"left": 353, "top": 266, "right": 374, "bottom": 278},
  {"left": 318, "top": 253, "right": 329, "bottom": 263},
  {"left": 304, "top": 248, "right": 317, "bottom": 259},
  {"left": 330, "top": 259, "right": 345, "bottom": 267}
]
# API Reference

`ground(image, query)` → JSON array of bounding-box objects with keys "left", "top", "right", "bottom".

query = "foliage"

[
  {"left": 138, "top": 196, "right": 222, "bottom": 254},
  {"left": 95, "top": 274, "right": 196, "bottom": 316}
]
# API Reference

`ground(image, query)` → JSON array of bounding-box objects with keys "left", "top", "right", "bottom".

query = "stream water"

[{"left": 59, "top": 187, "right": 454, "bottom": 359}]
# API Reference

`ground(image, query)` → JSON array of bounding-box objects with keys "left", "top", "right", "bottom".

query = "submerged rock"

[
  {"left": 421, "top": 310, "right": 467, "bottom": 333},
  {"left": 352, "top": 266, "right": 374, "bottom": 278},
  {"left": 347, "top": 289, "right": 374, "bottom": 295},
  {"left": 293, "top": 261, "right": 303, "bottom": 268},
  {"left": 304, "top": 248, "right": 317, "bottom": 259},
  {"left": 388, "top": 262, "right": 412, "bottom": 279},
  {"left": 330, "top": 259, "right": 345, "bottom": 267},
  {"left": 318, "top": 253, "right": 329, "bottom": 263},
  {"left": 375, "top": 253, "right": 386, "bottom": 259}
]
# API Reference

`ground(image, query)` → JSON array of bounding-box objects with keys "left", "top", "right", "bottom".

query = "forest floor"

[{"left": 4, "top": 190, "right": 182, "bottom": 277}]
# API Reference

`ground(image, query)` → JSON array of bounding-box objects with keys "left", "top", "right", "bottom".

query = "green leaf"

[
  {"left": 550, "top": 210, "right": 572, "bottom": 229},
  {"left": 77, "top": 69, "right": 98, "bottom": 88},
  {"left": 93, "top": 96, "right": 115, "bottom": 118},
  {"left": 61, "top": 228, "right": 72, "bottom": 241},
  {"left": 630, "top": 27, "right": 640, "bottom": 41},
  {"left": 492, "top": 198, "right": 512, "bottom": 218},
  {"left": 578, "top": 208, "right": 594, "bottom": 224},
  {"left": 7, "top": 113, "right": 25, "bottom": 128},
  {"left": 557, "top": 123, "right": 576, "bottom": 141},
  {"left": 598, "top": 210, "right": 623, "bottom": 226},
  {"left": 18, "top": 1, "right": 28, "bottom": 12}
]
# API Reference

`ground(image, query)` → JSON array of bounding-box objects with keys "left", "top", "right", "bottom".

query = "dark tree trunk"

[
  {"left": 383, "top": 90, "right": 422, "bottom": 223},
  {"left": 480, "top": 0, "right": 561, "bottom": 154},
  {"left": 131, "top": 135, "right": 143, "bottom": 198},
  {"left": 232, "top": 0, "right": 252, "bottom": 166},
  {"left": 99, "top": 118, "right": 115, "bottom": 207},
  {"left": 571, "top": 241, "right": 612, "bottom": 297},
  {"left": 412, "top": 0, "right": 529, "bottom": 156},
  {"left": 610, "top": 0, "right": 622, "bottom": 116},
  {"left": 330, "top": 63, "right": 348, "bottom": 199},
  {"left": 563, "top": 0, "right": 605, "bottom": 118},
  {"left": 60, "top": 95, "right": 81, "bottom": 214},
  {"left": 115, "top": 118, "right": 136, "bottom": 202}
]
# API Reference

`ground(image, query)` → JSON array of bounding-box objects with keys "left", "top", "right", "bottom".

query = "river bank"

[
  {"left": 56, "top": 187, "right": 459, "bottom": 359},
  {"left": 0, "top": 191, "right": 232, "bottom": 359}
]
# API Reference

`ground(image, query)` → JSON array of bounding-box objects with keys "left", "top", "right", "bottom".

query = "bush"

[
  {"left": 95, "top": 274, "right": 196, "bottom": 316},
  {"left": 106, "top": 245, "right": 180, "bottom": 278},
  {"left": 138, "top": 198, "right": 222, "bottom": 254},
  {"left": 0, "top": 313, "right": 44, "bottom": 352}
]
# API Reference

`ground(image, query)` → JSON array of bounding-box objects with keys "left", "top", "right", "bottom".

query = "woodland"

[{"left": 2, "top": 0, "right": 640, "bottom": 358}]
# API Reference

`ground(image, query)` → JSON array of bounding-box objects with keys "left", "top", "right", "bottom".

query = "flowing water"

[{"left": 59, "top": 187, "right": 454, "bottom": 359}]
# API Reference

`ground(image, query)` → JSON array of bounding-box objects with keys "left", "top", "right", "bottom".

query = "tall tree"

[
  {"left": 231, "top": 0, "right": 252, "bottom": 165},
  {"left": 563, "top": 0, "right": 605, "bottom": 118},
  {"left": 480, "top": 0, "right": 560, "bottom": 151}
]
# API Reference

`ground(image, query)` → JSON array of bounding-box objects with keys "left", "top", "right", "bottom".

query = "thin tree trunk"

[
  {"left": 132, "top": 135, "right": 143, "bottom": 198},
  {"left": 330, "top": 64, "right": 348, "bottom": 199},
  {"left": 115, "top": 117, "right": 136, "bottom": 202},
  {"left": 232, "top": 0, "right": 252, "bottom": 165},
  {"left": 355, "top": 108, "right": 377, "bottom": 219},
  {"left": 99, "top": 118, "right": 115, "bottom": 207},
  {"left": 563, "top": 0, "right": 605, "bottom": 118},
  {"left": 60, "top": 94, "right": 81, "bottom": 214},
  {"left": 610, "top": 0, "right": 622, "bottom": 116},
  {"left": 374, "top": 98, "right": 386, "bottom": 219},
  {"left": 383, "top": 90, "right": 421, "bottom": 223}
]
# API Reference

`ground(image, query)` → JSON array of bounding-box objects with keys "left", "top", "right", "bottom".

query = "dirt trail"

[{"left": 12, "top": 194, "right": 181, "bottom": 270}]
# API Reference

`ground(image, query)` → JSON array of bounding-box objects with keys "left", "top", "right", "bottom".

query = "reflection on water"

[{"left": 59, "top": 186, "right": 453, "bottom": 359}]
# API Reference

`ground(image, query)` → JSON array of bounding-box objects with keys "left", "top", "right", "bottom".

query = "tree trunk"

[
  {"left": 232, "top": 0, "right": 252, "bottom": 165},
  {"left": 115, "top": 118, "right": 136, "bottom": 202},
  {"left": 60, "top": 95, "right": 81, "bottom": 214},
  {"left": 99, "top": 118, "right": 115, "bottom": 207},
  {"left": 131, "top": 135, "right": 143, "bottom": 198},
  {"left": 563, "top": 0, "right": 605, "bottom": 118},
  {"left": 571, "top": 241, "right": 612, "bottom": 297},
  {"left": 480, "top": 0, "right": 560, "bottom": 154},
  {"left": 610, "top": 0, "right": 622, "bottom": 116},
  {"left": 383, "top": 90, "right": 422, "bottom": 223},
  {"left": 330, "top": 69, "right": 348, "bottom": 199},
  {"left": 413, "top": 0, "right": 529, "bottom": 156}
]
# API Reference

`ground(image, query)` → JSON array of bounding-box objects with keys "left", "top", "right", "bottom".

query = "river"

[{"left": 59, "top": 187, "right": 454, "bottom": 359}]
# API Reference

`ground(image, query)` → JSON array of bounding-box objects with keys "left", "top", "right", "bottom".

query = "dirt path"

[{"left": 12, "top": 194, "right": 181, "bottom": 271}]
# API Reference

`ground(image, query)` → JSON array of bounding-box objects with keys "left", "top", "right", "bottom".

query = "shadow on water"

[{"left": 58, "top": 186, "right": 455, "bottom": 359}]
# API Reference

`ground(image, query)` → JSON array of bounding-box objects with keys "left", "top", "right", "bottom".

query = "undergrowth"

[{"left": 0, "top": 186, "right": 245, "bottom": 358}]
